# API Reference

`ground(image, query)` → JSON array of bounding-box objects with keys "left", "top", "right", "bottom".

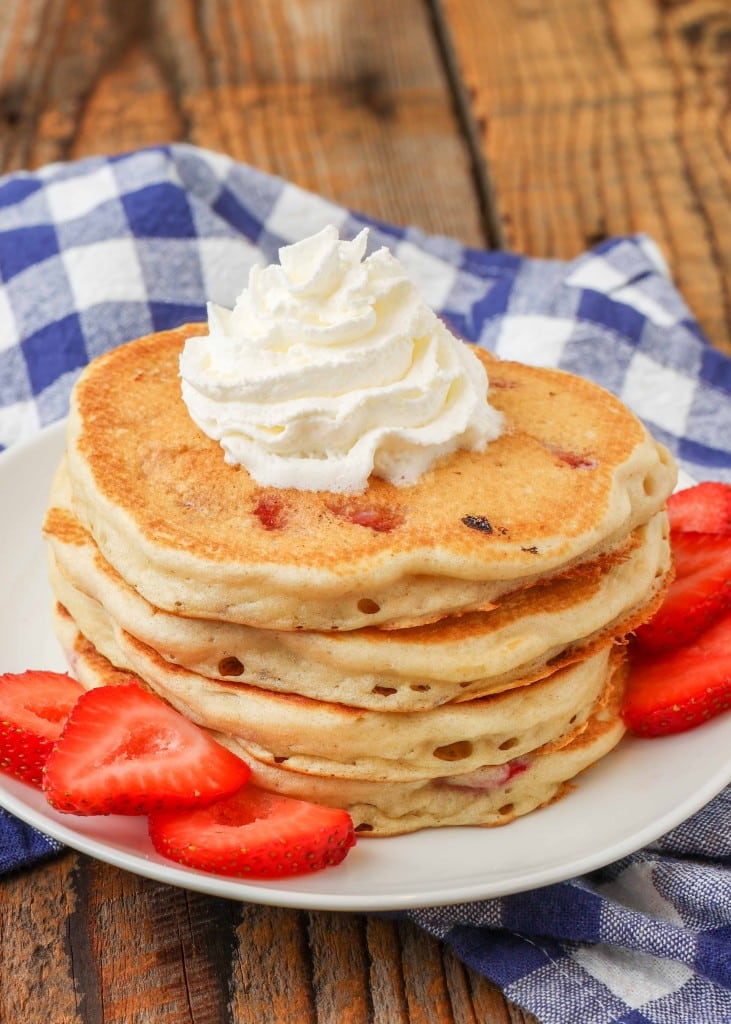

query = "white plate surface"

[{"left": 0, "top": 422, "right": 729, "bottom": 911}]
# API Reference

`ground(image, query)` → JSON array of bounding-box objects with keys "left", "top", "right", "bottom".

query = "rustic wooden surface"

[
  {"left": 0, "top": 1, "right": 729, "bottom": 1022},
  {"left": 437, "top": 0, "right": 731, "bottom": 350}
]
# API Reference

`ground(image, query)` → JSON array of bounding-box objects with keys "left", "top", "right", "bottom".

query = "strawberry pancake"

[
  {"left": 44, "top": 226, "right": 678, "bottom": 835},
  {"left": 53, "top": 602, "right": 628, "bottom": 836},
  {"left": 50, "top": 589, "right": 616, "bottom": 784},
  {"left": 62, "top": 328, "right": 675, "bottom": 632},
  {"left": 46, "top": 469, "right": 671, "bottom": 711}
]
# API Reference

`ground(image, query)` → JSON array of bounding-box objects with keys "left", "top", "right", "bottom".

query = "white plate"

[{"left": 1, "top": 422, "right": 729, "bottom": 912}]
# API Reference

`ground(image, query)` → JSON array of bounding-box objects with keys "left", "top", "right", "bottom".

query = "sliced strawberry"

[
  {"left": 667, "top": 482, "right": 731, "bottom": 535},
  {"left": 0, "top": 670, "right": 85, "bottom": 787},
  {"left": 634, "top": 531, "right": 731, "bottom": 653},
  {"left": 148, "top": 786, "right": 356, "bottom": 878},
  {"left": 43, "top": 682, "right": 250, "bottom": 815},
  {"left": 624, "top": 609, "right": 731, "bottom": 736}
]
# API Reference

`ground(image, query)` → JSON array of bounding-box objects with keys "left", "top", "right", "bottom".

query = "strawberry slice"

[
  {"left": 0, "top": 670, "right": 85, "bottom": 787},
  {"left": 667, "top": 482, "right": 731, "bottom": 535},
  {"left": 148, "top": 786, "right": 356, "bottom": 878},
  {"left": 624, "top": 609, "right": 731, "bottom": 736},
  {"left": 43, "top": 682, "right": 250, "bottom": 815},
  {"left": 634, "top": 531, "right": 731, "bottom": 653}
]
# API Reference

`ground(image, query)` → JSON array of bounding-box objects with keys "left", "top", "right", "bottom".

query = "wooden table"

[{"left": 0, "top": 3, "right": 728, "bottom": 1022}]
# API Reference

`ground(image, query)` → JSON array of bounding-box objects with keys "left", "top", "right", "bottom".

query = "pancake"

[
  {"left": 223, "top": 679, "right": 627, "bottom": 836},
  {"left": 50, "top": 595, "right": 615, "bottom": 783},
  {"left": 46, "top": 475, "right": 671, "bottom": 709},
  {"left": 54, "top": 602, "right": 628, "bottom": 836},
  {"left": 48, "top": 298, "right": 677, "bottom": 835},
  {"left": 63, "top": 325, "right": 677, "bottom": 630}
]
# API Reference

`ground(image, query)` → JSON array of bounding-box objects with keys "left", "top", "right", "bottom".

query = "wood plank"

[
  {"left": 397, "top": 918, "right": 537, "bottom": 1024},
  {"left": 0, "top": 848, "right": 540, "bottom": 1024},
  {"left": 73, "top": 862, "right": 239, "bottom": 1024},
  {"left": 0, "top": 853, "right": 84, "bottom": 1024},
  {"left": 437, "top": 0, "right": 731, "bottom": 350},
  {"left": 305, "top": 912, "right": 373, "bottom": 1023},
  {"left": 0, "top": 0, "right": 487, "bottom": 246},
  {"left": 229, "top": 905, "right": 317, "bottom": 1024},
  {"left": 55, "top": 854, "right": 240, "bottom": 1024}
]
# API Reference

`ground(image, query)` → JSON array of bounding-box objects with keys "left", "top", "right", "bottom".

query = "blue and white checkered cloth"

[{"left": 0, "top": 145, "right": 729, "bottom": 1023}]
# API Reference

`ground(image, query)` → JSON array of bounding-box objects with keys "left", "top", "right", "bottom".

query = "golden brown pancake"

[
  {"left": 62, "top": 325, "right": 677, "bottom": 630},
  {"left": 53, "top": 602, "right": 628, "bottom": 836},
  {"left": 223, "top": 673, "right": 628, "bottom": 836},
  {"left": 50, "top": 590, "right": 616, "bottom": 783},
  {"left": 48, "top": 321, "right": 676, "bottom": 836},
  {"left": 46, "top": 474, "right": 671, "bottom": 710}
]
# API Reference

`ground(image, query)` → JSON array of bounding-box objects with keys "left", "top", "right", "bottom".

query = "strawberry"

[
  {"left": 0, "top": 670, "right": 85, "bottom": 787},
  {"left": 634, "top": 531, "right": 731, "bottom": 653},
  {"left": 667, "top": 482, "right": 731, "bottom": 535},
  {"left": 148, "top": 785, "right": 356, "bottom": 878},
  {"left": 43, "top": 682, "right": 250, "bottom": 815},
  {"left": 623, "top": 609, "right": 731, "bottom": 736}
]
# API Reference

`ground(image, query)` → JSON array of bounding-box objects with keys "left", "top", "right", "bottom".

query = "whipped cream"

[{"left": 180, "top": 225, "right": 502, "bottom": 492}]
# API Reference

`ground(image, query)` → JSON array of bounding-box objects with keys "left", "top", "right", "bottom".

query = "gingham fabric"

[
  {"left": 0, "top": 808, "right": 63, "bottom": 874},
  {"left": 0, "top": 145, "right": 729, "bottom": 1023},
  {"left": 407, "top": 787, "right": 731, "bottom": 1023}
]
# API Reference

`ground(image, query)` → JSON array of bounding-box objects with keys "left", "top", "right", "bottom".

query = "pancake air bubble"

[
  {"left": 218, "top": 656, "right": 245, "bottom": 677},
  {"left": 433, "top": 740, "right": 473, "bottom": 761}
]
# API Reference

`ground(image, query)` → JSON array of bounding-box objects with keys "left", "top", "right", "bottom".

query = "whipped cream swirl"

[{"left": 180, "top": 225, "right": 502, "bottom": 492}]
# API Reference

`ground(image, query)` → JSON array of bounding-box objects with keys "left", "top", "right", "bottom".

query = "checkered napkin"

[{"left": 0, "top": 145, "right": 729, "bottom": 1022}]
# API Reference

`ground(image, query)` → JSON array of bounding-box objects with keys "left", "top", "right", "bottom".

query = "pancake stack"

[{"left": 44, "top": 323, "right": 677, "bottom": 835}]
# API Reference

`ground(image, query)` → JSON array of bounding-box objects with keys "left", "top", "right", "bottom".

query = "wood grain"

[
  {"left": 0, "top": 854, "right": 82, "bottom": 1023},
  {"left": 0, "top": 0, "right": 487, "bottom": 246},
  {"left": 437, "top": 0, "right": 731, "bottom": 350},
  {"left": 0, "top": 851, "right": 537, "bottom": 1024}
]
